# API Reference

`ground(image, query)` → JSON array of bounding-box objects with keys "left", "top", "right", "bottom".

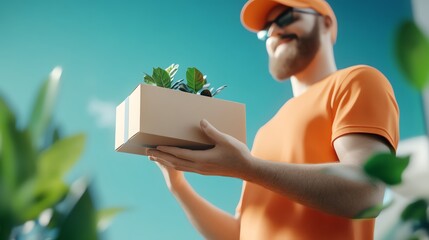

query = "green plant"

[
  {"left": 395, "top": 20, "right": 429, "bottom": 91},
  {"left": 355, "top": 153, "right": 429, "bottom": 238},
  {"left": 0, "top": 67, "right": 122, "bottom": 240},
  {"left": 143, "top": 64, "right": 227, "bottom": 97},
  {"left": 391, "top": 19, "right": 429, "bottom": 239},
  {"left": 353, "top": 153, "right": 410, "bottom": 218},
  {"left": 354, "top": 20, "right": 429, "bottom": 239}
]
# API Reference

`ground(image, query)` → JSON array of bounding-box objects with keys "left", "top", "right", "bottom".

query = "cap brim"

[
  {"left": 241, "top": 0, "right": 310, "bottom": 32},
  {"left": 241, "top": 0, "right": 338, "bottom": 43},
  {"left": 240, "top": 0, "right": 279, "bottom": 32}
]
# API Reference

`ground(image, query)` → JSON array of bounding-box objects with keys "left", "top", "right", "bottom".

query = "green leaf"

[
  {"left": 143, "top": 73, "right": 156, "bottom": 85},
  {"left": 97, "top": 207, "right": 126, "bottom": 231},
  {"left": 395, "top": 20, "right": 429, "bottom": 91},
  {"left": 57, "top": 183, "right": 98, "bottom": 240},
  {"left": 37, "top": 133, "right": 85, "bottom": 184},
  {"left": 27, "top": 67, "right": 62, "bottom": 148},
  {"left": 211, "top": 85, "right": 227, "bottom": 97},
  {"left": 0, "top": 97, "right": 19, "bottom": 196},
  {"left": 0, "top": 95, "right": 14, "bottom": 124},
  {"left": 13, "top": 179, "right": 68, "bottom": 221},
  {"left": 354, "top": 200, "right": 393, "bottom": 219},
  {"left": 363, "top": 153, "right": 410, "bottom": 185},
  {"left": 152, "top": 67, "right": 171, "bottom": 88},
  {"left": 401, "top": 199, "right": 428, "bottom": 221},
  {"left": 0, "top": 97, "right": 37, "bottom": 199},
  {"left": 165, "top": 63, "right": 179, "bottom": 80},
  {"left": 186, "top": 67, "right": 205, "bottom": 93}
]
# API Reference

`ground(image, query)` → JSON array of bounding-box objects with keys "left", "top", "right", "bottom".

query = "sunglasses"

[{"left": 257, "top": 8, "right": 322, "bottom": 41}]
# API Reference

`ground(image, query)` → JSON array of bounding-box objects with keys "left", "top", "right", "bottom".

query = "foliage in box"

[{"left": 143, "top": 64, "right": 226, "bottom": 97}]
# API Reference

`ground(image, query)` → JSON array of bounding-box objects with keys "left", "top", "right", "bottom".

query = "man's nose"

[{"left": 267, "top": 23, "right": 285, "bottom": 39}]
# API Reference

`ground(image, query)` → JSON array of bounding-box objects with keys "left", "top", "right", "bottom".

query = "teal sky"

[{"left": 0, "top": 0, "right": 422, "bottom": 239}]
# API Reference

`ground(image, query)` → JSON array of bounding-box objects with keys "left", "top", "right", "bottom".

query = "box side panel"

[
  {"left": 115, "top": 101, "right": 126, "bottom": 150},
  {"left": 207, "top": 103, "right": 246, "bottom": 144},
  {"left": 128, "top": 84, "right": 142, "bottom": 140},
  {"left": 138, "top": 84, "right": 246, "bottom": 146},
  {"left": 140, "top": 85, "right": 212, "bottom": 144}
]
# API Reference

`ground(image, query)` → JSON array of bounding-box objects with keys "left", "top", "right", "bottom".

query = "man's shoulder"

[
  {"left": 334, "top": 65, "right": 388, "bottom": 84},
  {"left": 338, "top": 65, "right": 382, "bottom": 76},
  {"left": 332, "top": 65, "right": 393, "bottom": 92}
]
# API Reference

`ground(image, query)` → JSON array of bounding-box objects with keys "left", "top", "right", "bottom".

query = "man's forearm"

[
  {"left": 244, "top": 157, "right": 385, "bottom": 218},
  {"left": 171, "top": 180, "right": 240, "bottom": 240}
]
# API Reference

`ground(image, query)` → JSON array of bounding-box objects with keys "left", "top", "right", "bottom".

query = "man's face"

[{"left": 265, "top": 6, "right": 321, "bottom": 81}]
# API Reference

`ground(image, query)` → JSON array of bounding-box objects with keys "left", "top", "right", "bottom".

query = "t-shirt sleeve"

[{"left": 331, "top": 66, "right": 399, "bottom": 150}]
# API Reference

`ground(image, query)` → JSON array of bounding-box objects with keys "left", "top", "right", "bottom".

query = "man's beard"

[{"left": 269, "top": 19, "right": 321, "bottom": 80}]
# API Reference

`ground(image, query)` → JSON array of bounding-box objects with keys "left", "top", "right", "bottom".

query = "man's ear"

[
  {"left": 319, "top": 15, "right": 333, "bottom": 41},
  {"left": 323, "top": 15, "right": 333, "bottom": 31}
]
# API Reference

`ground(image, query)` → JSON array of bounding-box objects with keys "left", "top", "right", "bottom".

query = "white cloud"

[{"left": 87, "top": 97, "right": 116, "bottom": 128}]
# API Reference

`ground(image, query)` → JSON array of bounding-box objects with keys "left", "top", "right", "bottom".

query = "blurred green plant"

[
  {"left": 364, "top": 153, "right": 410, "bottom": 186},
  {"left": 354, "top": 20, "right": 429, "bottom": 239},
  {"left": 0, "top": 67, "right": 123, "bottom": 240},
  {"left": 393, "top": 19, "right": 429, "bottom": 239},
  {"left": 143, "top": 63, "right": 227, "bottom": 97},
  {"left": 395, "top": 20, "right": 429, "bottom": 91},
  {"left": 355, "top": 153, "right": 428, "bottom": 238}
]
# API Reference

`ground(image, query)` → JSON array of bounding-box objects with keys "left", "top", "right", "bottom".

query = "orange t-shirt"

[{"left": 237, "top": 65, "right": 399, "bottom": 240}]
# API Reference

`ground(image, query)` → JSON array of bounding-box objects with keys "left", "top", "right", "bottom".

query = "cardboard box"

[{"left": 115, "top": 84, "right": 246, "bottom": 156}]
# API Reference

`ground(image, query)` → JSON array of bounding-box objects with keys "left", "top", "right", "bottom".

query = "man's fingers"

[
  {"left": 154, "top": 146, "right": 199, "bottom": 162},
  {"left": 149, "top": 152, "right": 195, "bottom": 170}
]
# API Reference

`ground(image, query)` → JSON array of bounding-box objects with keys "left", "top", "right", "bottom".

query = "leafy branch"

[{"left": 0, "top": 67, "right": 123, "bottom": 240}]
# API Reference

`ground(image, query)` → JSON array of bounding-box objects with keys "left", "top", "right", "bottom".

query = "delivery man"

[{"left": 148, "top": 0, "right": 399, "bottom": 239}]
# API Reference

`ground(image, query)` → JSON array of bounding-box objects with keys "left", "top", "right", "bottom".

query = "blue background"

[{"left": 0, "top": 0, "right": 423, "bottom": 239}]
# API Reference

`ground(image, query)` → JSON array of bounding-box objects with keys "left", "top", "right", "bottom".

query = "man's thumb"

[{"left": 200, "top": 119, "right": 225, "bottom": 143}]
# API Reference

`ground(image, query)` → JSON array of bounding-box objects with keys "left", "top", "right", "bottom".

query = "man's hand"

[{"left": 147, "top": 119, "right": 253, "bottom": 179}]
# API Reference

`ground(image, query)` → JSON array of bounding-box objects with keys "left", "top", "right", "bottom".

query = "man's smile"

[{"left": 280, "top": 33, "right": 298, "bottom": 41}]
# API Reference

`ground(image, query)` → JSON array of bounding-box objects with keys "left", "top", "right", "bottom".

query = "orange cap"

[{"left": 241, "top": 0, "right": 338, "bottom": 43}]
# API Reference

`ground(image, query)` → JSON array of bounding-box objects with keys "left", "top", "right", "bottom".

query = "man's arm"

[
  {"left": 153, "top": 163, "right": 240, "bottom": 240},
  {"left": 149, "top": 119, "right": 389, "bottom": 219},
  {"left": 243, "top": 133, "right": 388, "bottom": 218}
]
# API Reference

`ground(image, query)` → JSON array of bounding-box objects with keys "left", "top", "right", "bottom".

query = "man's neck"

[{"left": 290, "top": 45, "right": 337, "bottom": 97}]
